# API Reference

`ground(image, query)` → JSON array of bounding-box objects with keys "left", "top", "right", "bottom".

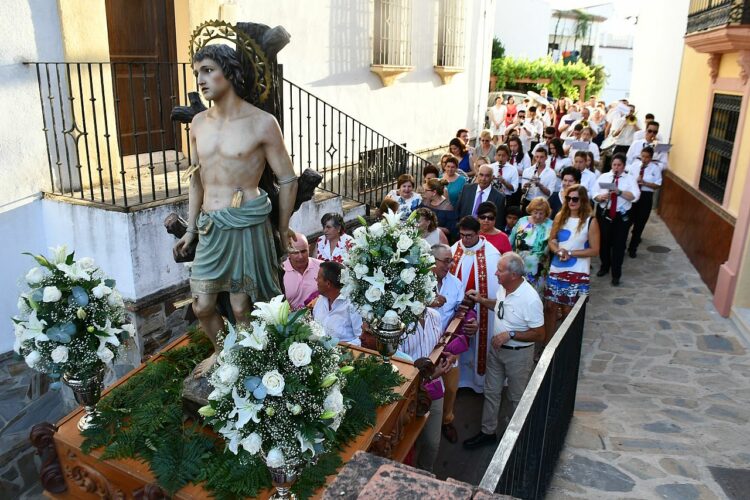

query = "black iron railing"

[
  {"left": 699, "top": 93, "right": 741, "bottom": 203},
  {"left": 686, "top": 0, "right": 750, "bottom": 34},
  {"left": 282, "top": 79, "right": 431, "bottom": 209},
  {"left": 27, "top": 61, "right": 430, "bottom": 210},
  {"left": 479, "top": 296, "right": 587, "bottom": 500}
]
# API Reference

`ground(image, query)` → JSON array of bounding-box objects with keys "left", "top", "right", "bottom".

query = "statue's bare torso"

[{"left": 192, "top": 102, "right": 274, "bottom": 210}]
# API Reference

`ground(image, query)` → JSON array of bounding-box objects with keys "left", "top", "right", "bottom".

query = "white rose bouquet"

[
  {"left": 342, "top": 211, "right": 437, "bottom": 334},
  {"left": 200, "top": 296, "right": 350, "bottom": 472},
  {"left": 12, "top": 246, "right": 134, "bottom": 385}
]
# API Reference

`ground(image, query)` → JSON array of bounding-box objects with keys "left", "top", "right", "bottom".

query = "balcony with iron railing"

[
  {"left": 686, "top": 0, "right": 750, "bottom": 34},
  {"left": 27, "top": 61, "right": 431, "bottom": 212}
]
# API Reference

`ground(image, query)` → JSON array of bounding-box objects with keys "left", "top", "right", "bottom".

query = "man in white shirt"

[
  {"left": 567, "top": 127, "right": 600, "bottom": 164},
  {"left": 610, "top": 105, "right": 639, "bottom": 155},
  {"left": 490, "top": 144, "right": 519, "bottom": 197},
  {"left": 429, "top": 243, "right": 464, "bottom": 444},
  {"left": 312, "top": 261, "right": 362, "bottom": 345},
  {"left": 626, "top": 121, "right": 668, "bottom": 170},
  {"left": 505, "top": 109, "right": 534, "bottom": 154},
  {"left": 558, "top": 104, "right": 581, "bottom": 138},
  {"left": 463, "top": 252, "right": 544, "bottom": 449},
  {"left": 593, "top": 153, "right": 640, "bottom": 286},
  {"left": 398, "top": 306, "right": 445, "bottom": 472},
  {"left": 626, "top": 147, "right": 662, "bottom": 258},
  {"left": 521, "top": 148, "right": 557, "bottom": 208},
  {"left": 573, "top": 150, "right": 599, "bottom": 198},
  {"left": 430, "top": 244, "right": 465, "bottom": 333},
  {"left": 526, "top": 106, "right": 544, "bottom": 148},
  {"left": 633, "top": 115, "right": 665, "bottom": 142}
]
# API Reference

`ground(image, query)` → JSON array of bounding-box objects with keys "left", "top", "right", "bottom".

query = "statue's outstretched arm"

[{"left": 262, "top": 115, "right": 297, "bottom": 248}]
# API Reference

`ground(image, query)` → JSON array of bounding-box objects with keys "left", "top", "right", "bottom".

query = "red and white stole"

[{"left": 450, "top": 239, "right": 490, "bottom": 375}]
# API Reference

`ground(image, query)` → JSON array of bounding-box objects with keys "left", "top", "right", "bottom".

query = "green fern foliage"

[{"left": 80, "top": 331, "right": 404, "bottom": 499}]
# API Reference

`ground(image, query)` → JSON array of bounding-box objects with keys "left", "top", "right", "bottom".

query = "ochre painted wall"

[{"left": 669, "top": 47, "right": 713, "bottom": 185}]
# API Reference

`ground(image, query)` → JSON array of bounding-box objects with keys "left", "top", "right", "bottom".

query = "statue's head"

[{"left": 192, "top": 44, "right": 245, "bottom": 99}]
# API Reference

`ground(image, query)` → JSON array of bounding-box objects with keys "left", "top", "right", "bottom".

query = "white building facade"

[{"left": 0, "top": 0, "right": 496, "bottom": 354}]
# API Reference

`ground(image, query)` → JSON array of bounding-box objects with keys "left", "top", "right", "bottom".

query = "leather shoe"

[
  {"left": 463, "top": 431, "right": 497, "bottom": 449},
  {"left": 596, "top": 268, "right": 609, "bottom": 277},
  {"left": 611, "top": 277, "right": 621, "bottom": 286},
  {"left": 628, "top": 248, "right": 637, "bottom": 258},
  {"left": 442, "top": 423, "right": 458, "bottom": 444}
]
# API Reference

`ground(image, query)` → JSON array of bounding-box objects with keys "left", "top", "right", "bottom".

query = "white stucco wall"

[
  {"left": 0, "top": 0, "right": 65, "bottom": 209},
  {"left": 1, "top": 198, "right": 191, "bottom": 354},
  {"left": 628, "top": 0, "right": 689, "bottom": 141},
  {"left": 496, "top": 0, "right": 550, "bottom": 60},
  {"left": 186, "top": 0, "right": 495, "bottom": 146},
  {"left": 596, "top": 46, "right": 632, "bottom": 103}
]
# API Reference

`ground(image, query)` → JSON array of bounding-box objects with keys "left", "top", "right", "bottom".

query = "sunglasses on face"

[
  {"left": 478, "top": 214, "right": 495, "bottom": 221},
  {"left": 459, "top": 232, "right": 478, "bottom": 239},
  {"left": 647, "top": 129, "right": 657, "bottom": 133},
  {"left": 565, "top": 196, "right": 580, "bottom": 202}
]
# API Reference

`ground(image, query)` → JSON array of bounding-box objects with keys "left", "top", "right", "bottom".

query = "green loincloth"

[{"left": 190, "top": 191, "right": 281, "bottom": 301}]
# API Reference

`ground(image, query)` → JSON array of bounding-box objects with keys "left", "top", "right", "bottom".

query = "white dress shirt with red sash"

[{"left": 449, "top": 237, "right": 502, "bottom": 393}]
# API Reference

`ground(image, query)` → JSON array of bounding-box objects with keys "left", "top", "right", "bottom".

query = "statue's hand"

[
  {"left": 173, "top": 232, "right": 196, "bottom": 259},
  {"left": 284, "top": 228, "right": 297, "bottom": 247}
]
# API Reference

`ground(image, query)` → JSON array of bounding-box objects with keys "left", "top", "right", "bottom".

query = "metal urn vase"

[
  {"left": 63, "top": 368, "right": 105, "bottom": 432},
  {"left": 373, "top": 317, "right": 405, "bottom": 364},
  {"left": 267, "top": 465, "right": 300, "bottom": 499}
]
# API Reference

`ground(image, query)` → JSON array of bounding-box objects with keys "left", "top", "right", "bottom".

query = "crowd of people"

[{"left": 278, "top": 91, "right": 668, "bottom": 471}]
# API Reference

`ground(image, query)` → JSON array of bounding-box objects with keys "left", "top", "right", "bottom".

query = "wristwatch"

[{"left": 508, "top": 331, "right": 516, "bottom": 339}]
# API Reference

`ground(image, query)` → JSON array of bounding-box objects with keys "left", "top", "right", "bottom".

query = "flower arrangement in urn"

[
  {"left": 13, "top": 246, "right": 134, "bottom": 429},
  {"left": 200, "top": 296, "right": 350, "bottom": 495},
  {"left": 341, "top": 211, "right": 437, "bottom": 358}
]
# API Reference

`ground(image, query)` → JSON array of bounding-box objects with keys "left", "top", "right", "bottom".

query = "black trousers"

[
  {"left": 628, "top": 191, "right": 653, "bottom": 252},
  {"left": 506, "top": 188, "right": 522, "bottom": 209},
  {"left": 597, "top": 207, "right": 631, "bottom": 279}
]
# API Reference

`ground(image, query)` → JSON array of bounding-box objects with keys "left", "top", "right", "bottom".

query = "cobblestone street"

[{"left": 548, "top": 214, "right": 750, "bottom": 499}]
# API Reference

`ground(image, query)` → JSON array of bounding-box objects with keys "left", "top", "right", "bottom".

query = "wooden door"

[{"left": 106, "top": 0, "right": 178, "bottom": 156}]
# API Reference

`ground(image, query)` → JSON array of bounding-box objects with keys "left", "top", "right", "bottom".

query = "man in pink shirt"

[{"left": 282, "top": 232, "right": 322, "bottom": 309}]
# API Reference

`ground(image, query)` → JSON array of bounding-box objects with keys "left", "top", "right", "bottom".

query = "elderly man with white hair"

[
  {"left": 282, "top": 232, "right": 322, "bottom": 310},
  {"left": 463, "top": 252, "right": 545, "bottom": 449}
]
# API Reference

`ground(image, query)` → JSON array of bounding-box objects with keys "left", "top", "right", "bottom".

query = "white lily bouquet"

[
  {"left": 342, "top": 210, "right": 437, "bottom": 333},
  {"left": 201, "top": 296, "right": 350, "bottom": 471},
  {"left": 13, "top": 246, "right": 134, "bottom": 385}
]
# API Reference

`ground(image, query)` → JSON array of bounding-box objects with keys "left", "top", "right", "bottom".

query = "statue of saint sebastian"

[{"left": 174, "top": 44, "right": 297, "bottom": 376}]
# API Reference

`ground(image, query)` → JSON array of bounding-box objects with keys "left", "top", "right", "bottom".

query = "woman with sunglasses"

[
  {"left": 544, "top": 185, "right": 600, "bottom": 343},
  {"left": 477, "top": 202, "right": 511, "bottom": 254},
  {"left": 473, "top": 129, "right": 496, "bottom": 173}
]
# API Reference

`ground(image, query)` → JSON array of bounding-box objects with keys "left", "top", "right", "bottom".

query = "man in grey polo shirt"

[{"left": 463, "top": 252, "right": 545, "bottom": 449}]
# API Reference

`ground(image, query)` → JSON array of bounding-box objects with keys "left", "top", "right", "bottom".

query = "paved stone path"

[{"left": 547, "top": 215, "right": 750, "bottom": 499}]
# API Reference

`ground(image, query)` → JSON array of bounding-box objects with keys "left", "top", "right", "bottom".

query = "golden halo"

[{"left": 188, "top": 19, "right": 272, "bottom": 103}]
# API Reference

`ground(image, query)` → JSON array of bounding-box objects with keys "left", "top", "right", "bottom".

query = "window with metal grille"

[
  {"left": 699, "top": 93, "right": 741, "bottom": 203},
  {"left": 373, "top": 0, "right": 412, "bottom": 66},
  {"left": 437, "top": 0, "right": 465, "bottom": 68}
]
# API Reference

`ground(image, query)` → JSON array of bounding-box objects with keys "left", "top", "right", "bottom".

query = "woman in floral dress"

[
  {"left": 509, "top": 197, "right": 553, "bottom": 296},
  {"left": 313, "top": 213, "right": 353, "bottom": 264}
]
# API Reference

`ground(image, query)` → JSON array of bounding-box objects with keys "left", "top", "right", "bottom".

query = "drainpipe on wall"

[{"left": 475, "top": 0, "right": 495, "bottom": 138}]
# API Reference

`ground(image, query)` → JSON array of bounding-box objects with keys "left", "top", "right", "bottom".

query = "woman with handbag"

[{"left": 545, "top": 184, "right": 600, "bottom": 343}]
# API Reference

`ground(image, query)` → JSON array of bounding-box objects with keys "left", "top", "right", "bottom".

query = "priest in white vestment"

[{"left": 450, "top": 217, "right": 502, "bottom": 392}]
